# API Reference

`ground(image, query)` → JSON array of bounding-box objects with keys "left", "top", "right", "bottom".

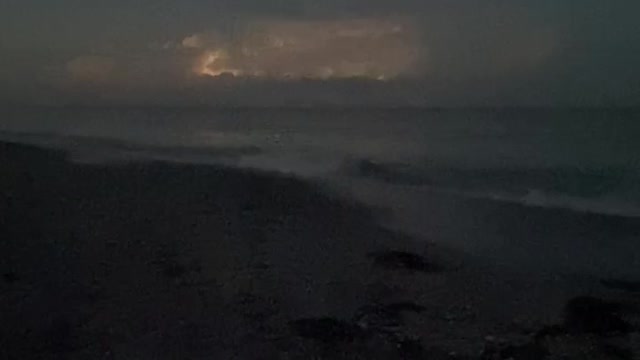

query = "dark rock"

[
  {"left": 290, "top": 317, "right": 366, "bottom": 343},
  {"left": 600, "top": 343, "right": 634, "bottom": 360},
  {"left": 158, "top": 321, "right": 218, "bottom": 358},
  {"left": 354, "top": 302, "right": 426, "bottom": 331},
  {"left": 384, "top": 302, "right": 427, "bottom": 314},
  {"left": 39, "top": 318, "right": 80, "bottom": 355},
  {"left": 534, "top": 325, "right": 566, "bottom": 341},
  {"left": 602, "top": 279, "right": 640, "bottom": 293},
  {"left": 234, "top": 293, "right": 278, "bottom": 322},
  {"left": 162, "top": 263, "right": 188, "bottom": 278},
  {"left": 563, "top": 296, "right": 633, "bottom": 335},
  {"left": 3, "top": 272, "right": 19, "bottom": 283},
  {"left": 500, "top": 342, "right": 549, "bottom": 360},
  {"left": 395, "top": 338, "right": 426, "bottom": 359},
  {"left": 481, "top": 339, "right": 549, "bottom": 360},
  {"left": 370, "top": 251, "right": 442, "bottom": 273}
]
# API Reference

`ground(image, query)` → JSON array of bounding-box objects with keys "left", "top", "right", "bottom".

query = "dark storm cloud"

[{"left": 1, "top": 0, "right": 639, "bottom": 106}]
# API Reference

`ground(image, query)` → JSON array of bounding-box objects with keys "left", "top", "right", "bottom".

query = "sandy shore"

[{"left": 1, "top": 141, "right": 639, "bottom": 359}]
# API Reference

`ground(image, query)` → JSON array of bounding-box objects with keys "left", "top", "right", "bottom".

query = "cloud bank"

[
  {"left": 166, "top": 18, "right": 422, "bottom": 81},
  {"left": 2, "top": 1, "right": 639, "bottom": 106}
]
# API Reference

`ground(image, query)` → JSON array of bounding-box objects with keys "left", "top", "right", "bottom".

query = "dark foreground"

[{"left": 1, "top": 141, "right": 639, "bottom": 359}]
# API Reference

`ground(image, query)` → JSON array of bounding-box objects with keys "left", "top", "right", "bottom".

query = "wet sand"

[{"left": 1, "top": 141, "right": 639, "bottom": 359}]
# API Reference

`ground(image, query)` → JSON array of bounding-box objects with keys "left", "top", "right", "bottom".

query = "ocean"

[{"left": 2, "top": 107, "right": 640, "bottom": 276}]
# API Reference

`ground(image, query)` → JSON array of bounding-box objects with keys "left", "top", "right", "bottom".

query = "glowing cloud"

[
  {"left": 196, "top": 50, "right": 243, "bottom": 77},
  {"left": 181, "top": 34, "right": 204, "bottom": 49},
  {"left": 181, "top": 18, "right": 421, "bottom": 80}
]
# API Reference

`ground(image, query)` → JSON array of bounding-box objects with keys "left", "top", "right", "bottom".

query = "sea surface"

[{"left": 2, "top": 107, "right": 640, "bottom": 277}]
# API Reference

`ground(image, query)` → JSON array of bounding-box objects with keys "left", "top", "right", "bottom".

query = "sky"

[{"left": 1, "top": 0, "right": 639, "bottom": 107}]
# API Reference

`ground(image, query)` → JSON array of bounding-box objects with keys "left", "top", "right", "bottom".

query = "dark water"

[
  {"left": 3, "top": 107, "right": 639, "bottom": 216},
  {"left": 2, "top": 107, "right": 640, "bottom": 277}
]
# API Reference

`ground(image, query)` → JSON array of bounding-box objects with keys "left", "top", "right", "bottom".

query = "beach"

[
  {"left": 2, "top": 140, "right": 639, "bottom": 359},
  {"left": 3, "top": 0, "right": 640, "bottom": 355}
]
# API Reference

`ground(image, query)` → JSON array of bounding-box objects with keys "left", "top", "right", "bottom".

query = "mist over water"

[
  {"left": 3, "top": 107, "right": 640, "bottom": 276},
  {"left": 3, "top": 107, "right": 640, "bottom": 206}
]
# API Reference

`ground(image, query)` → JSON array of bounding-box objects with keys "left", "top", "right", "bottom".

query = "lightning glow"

[
  {"left": 197, "top": 50, "right": 243, "bottom": 77},
  {"left": 188, "top": 18, "right": 421, "bottom": 80}
]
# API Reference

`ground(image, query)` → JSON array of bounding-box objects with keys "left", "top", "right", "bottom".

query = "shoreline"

[
  {"left": 329, "top": 175, "right": 640, "bottom": 279},
  {"left": 1, "top": 140, "right": 639, "bottom": 359}
]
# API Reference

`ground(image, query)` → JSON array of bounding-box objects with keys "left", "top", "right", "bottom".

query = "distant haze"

[{"left": 1, "top": 1, "right": 639, "bottom": 107}]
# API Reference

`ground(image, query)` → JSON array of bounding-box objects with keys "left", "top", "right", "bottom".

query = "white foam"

[{"left": 468, "top": 189, "right": 640, "bottom": 218}]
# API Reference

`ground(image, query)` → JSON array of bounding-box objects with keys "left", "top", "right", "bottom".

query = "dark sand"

[{"left": 1, "top": 141, "right": 639, "bottom": 359}]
